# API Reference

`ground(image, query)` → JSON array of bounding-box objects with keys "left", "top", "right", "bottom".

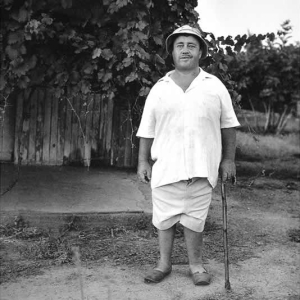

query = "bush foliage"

[
  {"left": 229, "top": 21, "right": 300, "bottom": 134},
  {"left": 1, "top": 0, "right": 297, "bottom": 135}
]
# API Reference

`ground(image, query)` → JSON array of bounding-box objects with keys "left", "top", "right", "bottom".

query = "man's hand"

[
  {"left": 220, "top": 128, "right": 237, "bottom": 185},
  {"left": 137, "top": 161, "right": 152, "bottom": 184},
  {"left": 137, "top": 138, "right": 153, "bottom": 184},
  {"left": 219, "top": 158, "right": 236, "bottom": 184}
]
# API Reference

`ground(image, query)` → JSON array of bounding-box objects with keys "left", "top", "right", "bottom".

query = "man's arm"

[
  {"left": 137, "top": 137, "right": 154, "bottom": 183},
  {"left": 219, "top": 128, "right": 237, "bottom": 183}
]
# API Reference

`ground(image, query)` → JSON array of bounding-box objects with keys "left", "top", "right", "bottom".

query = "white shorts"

[{"left": 152, "top": 178, "right": 212, "bottom": 232}]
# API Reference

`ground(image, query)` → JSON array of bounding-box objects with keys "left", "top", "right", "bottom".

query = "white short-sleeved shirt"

[{"left": 136, "top": 68, "right": 240, "bottom": 189}]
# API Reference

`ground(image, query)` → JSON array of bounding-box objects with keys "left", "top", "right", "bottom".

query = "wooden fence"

[{"left": 5, "top": 88, "right": 138, "bottom": 167}]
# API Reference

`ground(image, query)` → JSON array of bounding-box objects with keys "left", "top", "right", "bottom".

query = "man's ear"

[{"left": 198, "top": 49, "right": 203, "bottom": 60}]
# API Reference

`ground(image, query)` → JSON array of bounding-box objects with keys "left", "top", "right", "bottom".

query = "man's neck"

[
  {"left": 170, "top": 67, "right": 200, "bottom": 92},
  {"left": 173, "top": 67, "right": 200, "bottom": 79}
]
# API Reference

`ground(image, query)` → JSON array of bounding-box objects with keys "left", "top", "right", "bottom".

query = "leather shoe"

[
  {"left": 144, "top": 267, "right": 172, "bottom": 283},
  {"left": 190, "top": 270, "right": 211, "bottom": 286}
]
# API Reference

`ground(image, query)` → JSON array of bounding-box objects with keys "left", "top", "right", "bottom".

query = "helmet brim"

[{"left": 165, "top": 29, "right": 208, "bottom": 60}]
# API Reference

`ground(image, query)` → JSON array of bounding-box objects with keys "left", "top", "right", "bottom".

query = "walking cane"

[{"left": 221, "top": 182, "right": 231, "bottom": 291}]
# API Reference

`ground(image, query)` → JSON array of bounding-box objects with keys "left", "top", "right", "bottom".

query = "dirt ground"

[{"left": 0, "top": 159, "right": 299, "bottom": 300}]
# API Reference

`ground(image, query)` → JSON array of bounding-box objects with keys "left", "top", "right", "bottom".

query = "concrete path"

[
  {"left": 0, "top": 164, "right": 152, "bottom": 230},
  {"left": 0, "top": 165, "right": 152, "bottom": 227}
]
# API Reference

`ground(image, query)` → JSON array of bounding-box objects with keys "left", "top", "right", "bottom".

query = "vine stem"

[
  {"left": 0, "top": 92, "right": 11, "bottom": 129},
  {"left": 65, "top": 96, "right": 86, "bottom": 141},
  {"left": 65, "top": 96, "right": 91, "bottom": 169}
]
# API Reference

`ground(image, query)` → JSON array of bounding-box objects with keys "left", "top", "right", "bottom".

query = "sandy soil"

[{"left": 0, "top": 172, "right": 299, "bottom": 300}]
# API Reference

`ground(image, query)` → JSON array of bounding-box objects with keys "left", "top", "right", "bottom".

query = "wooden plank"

[
  {"left": 85, "top": 94, "right": 94, "bottom": 141},
  {"left": 28, "top": 89, "right": 37, "bottom": 163},
  {"left": 0, "top": 109, "right": 3, "bottom": 158},
  {"left": 131, "top": 127, "right": 138, "bottom": 167},
  {"left": 49, "top": 94, "right": 58, "bottom": 165},
  {"left": 77, "top": 95, "right": 86, "bottom": 163},
  {"left": 124, "top": 109, "right": 132, "bottom": 167},
  {"left": 91, "top": 94, "right": 100, "bottom": 160},
  {"left": 35, "top": 89, "right": 45, "bottom": 164},
  {"left": 64, "top": 96, "right": 73, "bottom": 164},
  {"left": 42, "top": 89, "right": 52, "bottom": 164},
  {"left": 14, "top": 93, "right": 24, "bottom": 163},
  {"left": 70, "top": 95, "right": 79, "bottom": 163},
  {"left": 56, "top": 97, "right": 66, "bottom": 165},
  {"left": 98, "top": 96, "right": 103, "bottom": 161},
  {"left": 111, "top": 105, "right": 120, "bottom": 166},
  {"left": 84, "top": 94, "right": 93, "bottom": 167},
  {"left": 99, "top": 96, "right": 105, "bottom": 156},
  {"left": 106, "top": 97, "right": 114, "bottom": 165},
  {"left": 0, "top": 94, "right": 16, "bottom": 161},
  {"left": 102, "top": 98, "right": 108, "bottom": 161},
  {"left": 20, "top": 89, "right": 32, "bottom": 163},
  {"left": 116, "top": 109, "right": 126, "bottom": 167}
]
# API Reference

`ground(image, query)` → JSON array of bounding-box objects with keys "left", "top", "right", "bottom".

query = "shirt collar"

[{"left": 158, "top": 68, "right": 212, "bottom": 83}]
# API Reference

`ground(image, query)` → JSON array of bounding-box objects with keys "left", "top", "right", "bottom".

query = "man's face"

[{"left": 172, "top": 35, "right": 202, "bottom": 71}]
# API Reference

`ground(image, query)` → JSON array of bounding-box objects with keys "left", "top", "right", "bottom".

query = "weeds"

[
  {"left": 0, "top": 216, "right": 73, "bottom": 268},
  {"left": 0, "top": 213, "right": 258, "bottom": 285},
  {"left": 288, "top": 229, "right": 300, "bottom": 243},
  {"left": 130, "top": 213, "right": 152, "bottom": 231},
  {"left": 21, "top": 237, "right": 73, "bottom": 263},
  {"left": 235, "top": 131, "right": 300, "bottom": 180},
  {"left": 0, "top": 217, "right": 43, "bottom": 240},
  {"left": 236, "top": 131, "right": 300, "bottom": 160}
]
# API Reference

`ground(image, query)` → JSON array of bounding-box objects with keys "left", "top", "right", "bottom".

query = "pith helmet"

[{"left": 165, "top": 25, "right": 208, "bottom": 59}]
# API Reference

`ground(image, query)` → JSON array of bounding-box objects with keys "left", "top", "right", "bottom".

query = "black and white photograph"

[{"left": 0, "top": 0, "right": 299, "bottom": 299}]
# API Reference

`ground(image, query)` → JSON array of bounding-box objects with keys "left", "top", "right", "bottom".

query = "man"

[{"left": 136, "top": 25, "right": 240, "bottom": 286}]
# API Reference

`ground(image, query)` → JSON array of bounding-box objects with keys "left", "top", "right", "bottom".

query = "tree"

[
  {"left": 0, "top": 0, "right": 200, "bottom": 119},
  {"left": 228, "top": 21, "right": 300, "bottom": 134},
  {"left": 1, "top": 0, "right": 278, "bottom": 135},
  {"left": 0, "top": 0, "right": 249, "bottom": 117}
]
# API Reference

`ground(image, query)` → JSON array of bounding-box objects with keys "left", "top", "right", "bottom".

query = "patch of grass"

[
  {"left": 236, "top": 131, "right": 300, "bottom": 179},
  {"left": 237, "top": 109, "right": 300, "bottom": 134},
  {"left": 0, "top": 223, "right": 44, "bottom": 240},
  {"left": 0, "top": 217, "right": 75, "bottom": 283},
  {"left": 236, "top": 131, "right": 300, "bottom": 161},
  {"left": 0, "top": 213, "right": 259, "bottom": 283},
  {"left": 20, "top": 237, "right": 73, "bottom": 262},
  {"left": 129, "top": 213, "right": 152, "bottom": 231},
  {"left": 288, "top": 229, "right": 300, "bottom": 243}
]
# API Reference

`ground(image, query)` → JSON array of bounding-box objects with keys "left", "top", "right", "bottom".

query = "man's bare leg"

[
  {"left": 183, "top": 227, "right": 206, "bottom": 273},
  {"left": 144, "top": 225, "right": 175, "bottom": 283},
  {"left": 156, "top": 225, "right": 176, "bottom": 271}
]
